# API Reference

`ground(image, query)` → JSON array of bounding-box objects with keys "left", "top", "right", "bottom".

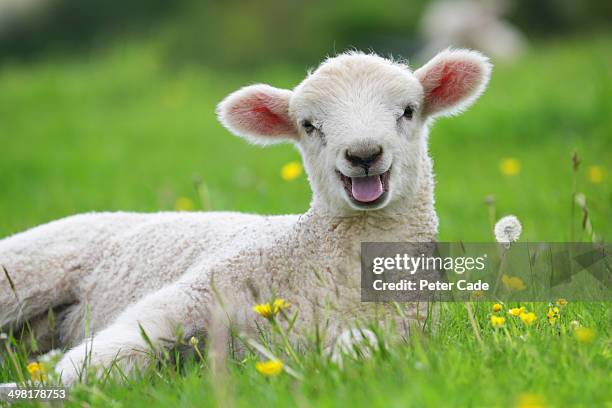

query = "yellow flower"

[
  {"left": 175, "top": 196, "right": 195, "bottom": 211},
  {"left": 502, "top": 275, "right": 527, "bottom": 291},
  {"left": 508, "top": 307, "right": 526, "bottom": 316},
  {"left": 27, "top": 362, "right": 46, "bottom": 382},
  {"left": 253, "top": 298, "right": 290, "bottom": 319},
  {"left": 252, "top": 303, "right": 273, "bottom": 318},
  {"left": 500, "top": 158, "right": 520, "bottom": 176},
  {"left": 272, "top": 298, "right": 290, "bottom": 314},
  {"left": 281, "top": 161, "right": 303, "bottom": 181},
  {"left": 516, "top": 392, "right": 545, "bottom": 408},
  {"left": 490, "top": 315, "right": 506, "bottom": 328},
  {"left": 546, "top": 307, "right": 559, "bottom": 323},
  {"left": 574, "top": 327, "right": 595, "bottom": 344},
  {"left": 556, "top": 298, "right": 568, "bottom": 307},
  {"left": 519, "top": 312, "right": 537, "bottom": 325},
  {"left": 587, "top": 165, "right": 604, "bottom": 184},
  {"left": 492, "top": 303, "right": 503, "bottom": 312},
  {"left": 255, "top": 359, "right": 283, "bottom": 376}
]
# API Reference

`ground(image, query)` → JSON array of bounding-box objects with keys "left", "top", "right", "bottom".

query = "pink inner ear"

[
  {"left": 230, "top": 93, "right": 293, "bottom": 136},
  {"left": 251, "top": 105, "right": 283, "bottom": 127},
  {"left": 424, "top": 60, "right": 481, "bottom": 111}
]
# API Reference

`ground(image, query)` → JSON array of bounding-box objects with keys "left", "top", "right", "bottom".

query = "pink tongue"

[{"left": 351, "top": 175, "right": 383, "bottom": 203}]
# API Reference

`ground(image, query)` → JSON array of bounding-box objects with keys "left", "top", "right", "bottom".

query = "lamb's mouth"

[{"left": 337, "top": 168, "right": 391, "bottom": 208}]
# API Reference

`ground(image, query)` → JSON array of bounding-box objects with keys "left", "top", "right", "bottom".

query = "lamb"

[{"left": 0, "top": 48, "right": 491, "bottom": 384}]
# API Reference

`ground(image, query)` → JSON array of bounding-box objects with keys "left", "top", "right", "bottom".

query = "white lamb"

[{"left": 0, "top": 49, "right": 491, "bottom": 384}]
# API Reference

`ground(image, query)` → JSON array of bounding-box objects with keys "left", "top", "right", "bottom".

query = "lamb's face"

[
  {"left": 217, "top": 50, "right": 491, "bottom": 215},
  {"left": 290, "top": 54, "right": 426, "bottom": 211}
]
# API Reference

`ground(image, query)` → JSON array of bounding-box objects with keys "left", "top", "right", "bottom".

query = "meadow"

[{"left": 0, "top": 34, "right": 610, "bottom": 407}]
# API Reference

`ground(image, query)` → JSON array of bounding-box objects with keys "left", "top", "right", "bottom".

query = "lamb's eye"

[
  {"left": 403, "top": 106, "right": 414, "bottom": 120},
  {"left": 302, "top": 120, "right": 315, "bottom": 133}
]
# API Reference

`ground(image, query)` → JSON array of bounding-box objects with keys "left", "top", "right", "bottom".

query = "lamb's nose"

[{"left": 345, "top": 146, "right": 383, "bottom": 169}]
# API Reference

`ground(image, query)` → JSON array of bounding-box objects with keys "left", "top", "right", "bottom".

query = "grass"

[
  {"left": 1, "top": 302, "right": 609, "bottom": 407},
  {"left": 0, "top": 34, "right": 611, "bottom": 407}
]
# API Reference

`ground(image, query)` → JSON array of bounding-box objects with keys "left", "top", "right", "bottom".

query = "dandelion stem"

[
  {"left": 492, "top": 248, "right": 508, "bottom": 295},
  {"left": 464, "top": 302, "right": 483, "bottom": 347},
  {"left": 485, "top": 195, "right": 496, "bottom": 232},
  {"left": 272, "top": 320, "right": 303, "bottom": 368},
  {"left": 570, "top": 151, "right": 580, "bottom": 241}
]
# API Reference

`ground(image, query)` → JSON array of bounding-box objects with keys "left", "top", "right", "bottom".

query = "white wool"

[{"left": 0, "top": 49, "right": 491, "bottom": 384}]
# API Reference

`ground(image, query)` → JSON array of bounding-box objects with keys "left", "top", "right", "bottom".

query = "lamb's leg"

[
  {"left": 0, "top": 220, "right": 85, "bottom": 331},
  {"left": 55, "top": 276, "right": 212, "bottom": 385}
]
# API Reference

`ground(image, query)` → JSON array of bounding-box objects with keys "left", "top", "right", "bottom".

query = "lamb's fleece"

[
  {"left": 0, "top": 179, "right": 436, "bottom": 354},
  {"left": 0, "top": 48, "right": 491, "bottom": 384}
]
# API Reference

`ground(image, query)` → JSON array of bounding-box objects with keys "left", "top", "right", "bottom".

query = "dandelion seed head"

[{"left": 494, "top": 215, "right": 522, "bottom": 245}]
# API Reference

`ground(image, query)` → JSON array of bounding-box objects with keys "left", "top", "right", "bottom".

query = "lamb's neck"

[{"left": 300, "top": 191, "right": 437, "bottom": 246}]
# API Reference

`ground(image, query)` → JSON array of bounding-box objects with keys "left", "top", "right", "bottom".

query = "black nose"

[{"left": 345, "top": 146, "right": 383, "bottom": 169}]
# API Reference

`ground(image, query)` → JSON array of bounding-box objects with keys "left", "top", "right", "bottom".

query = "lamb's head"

[{"left": 217, "top": 49, "right": 491, "bottom": 215}]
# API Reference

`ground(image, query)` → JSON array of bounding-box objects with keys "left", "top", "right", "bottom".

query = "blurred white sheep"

[{"left": 419, "top": 0, "right": 527, "bottom": 62}]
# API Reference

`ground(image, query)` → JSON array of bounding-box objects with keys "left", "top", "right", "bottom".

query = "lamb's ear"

[
  {"left": 414, "top": 49, "right": 492, "bottom": 118},
  {"left": 216, "top": 84, "right": 298, "bottom": 145}
]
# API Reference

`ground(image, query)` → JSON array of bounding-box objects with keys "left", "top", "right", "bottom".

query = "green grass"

[
  {"left": 1, "top": 302, "right": 609, "bottom": 407},
  {"left": 0, "top": 35, "right": 611, "bottom": 407}
]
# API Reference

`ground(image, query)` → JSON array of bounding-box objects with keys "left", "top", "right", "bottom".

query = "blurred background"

[{"left": 0, "top": 0, "right": 610, "bottom": 241}]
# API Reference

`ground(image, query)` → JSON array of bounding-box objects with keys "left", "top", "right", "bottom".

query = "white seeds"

[{"left": 494, "top": 215, "right": 522, "bottom": 245}]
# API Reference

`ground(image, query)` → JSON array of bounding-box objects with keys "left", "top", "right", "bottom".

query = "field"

[{"left": 0, "top": 34, "right": 611, "bottom": 407}]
